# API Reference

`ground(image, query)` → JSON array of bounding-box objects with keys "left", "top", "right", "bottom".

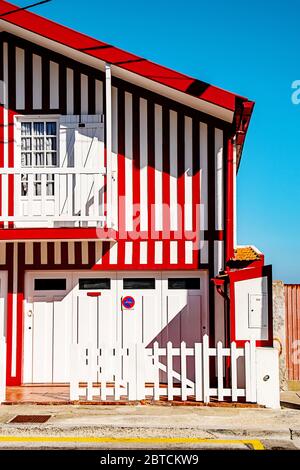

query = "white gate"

[{"left": 70, "top": 335, "right": 259, "bottom": 404}]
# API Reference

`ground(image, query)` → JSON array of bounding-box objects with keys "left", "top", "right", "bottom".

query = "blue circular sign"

[{"left": 122, "top": 296, "right": 135, "bottom": 310}]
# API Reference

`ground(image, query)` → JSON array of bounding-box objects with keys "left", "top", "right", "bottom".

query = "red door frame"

[{"left": 228, "top": 265, "right": 273, "bottom": 347}]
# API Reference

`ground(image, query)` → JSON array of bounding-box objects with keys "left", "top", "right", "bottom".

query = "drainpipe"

[
  {"left": 105, "top": 63, "right": 112, "bottom": 229},
  {"left": 226, "top": 137, "right": 235, "bottom": 262}
]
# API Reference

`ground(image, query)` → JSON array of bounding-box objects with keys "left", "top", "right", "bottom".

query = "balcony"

[{"left": 0, "top": 168, "right": 107, "bottom": 228}]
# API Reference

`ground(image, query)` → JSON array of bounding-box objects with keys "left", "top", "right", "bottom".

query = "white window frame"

[{"left": 15, "top": 115, "right": 60, "bottom": 199}]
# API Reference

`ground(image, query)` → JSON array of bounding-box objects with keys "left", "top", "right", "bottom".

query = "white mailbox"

[{"left": 248, "top": 294, "right": 268, "bottom": 329}]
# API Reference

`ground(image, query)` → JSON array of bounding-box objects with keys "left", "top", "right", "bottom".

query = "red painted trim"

[
  {"left": 228, "top": 265, "right": 273, "bottom": 347},
  {"left": 225, "top": 138, "right": 234, "bottom": 262},
  {"left": 87, "top": 292, "right": 101, "bottom": 297},
  {"left": 0, "top": 1, "right": 250, "bottom": 113},
  {"left": 0, "top": 227, "right": 117, "bottom": 241}
]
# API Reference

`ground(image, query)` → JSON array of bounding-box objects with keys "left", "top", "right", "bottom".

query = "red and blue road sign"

[{"left": 122, "top": 296, "right": 135, "bottom": 310}]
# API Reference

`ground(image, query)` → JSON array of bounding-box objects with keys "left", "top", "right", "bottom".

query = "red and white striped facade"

[{"left": 0, "top": 2, "right": 271, "bottom": 388}]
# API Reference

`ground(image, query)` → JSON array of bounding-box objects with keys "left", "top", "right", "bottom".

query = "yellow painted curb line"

[{"left": 0, "top": 436, "right": 265, "bottom": 450}]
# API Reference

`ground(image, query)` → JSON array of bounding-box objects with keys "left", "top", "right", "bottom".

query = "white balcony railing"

[{"left": 0, "top": 168, "right": 107, "bottom": 228}]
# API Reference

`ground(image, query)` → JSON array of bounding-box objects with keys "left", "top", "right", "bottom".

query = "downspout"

[
  {"left": 105, "top": 63, "right": 112, "bottom": 229},
  {"left": 226, "top": 137, "right": 235, "bottom": 262}
]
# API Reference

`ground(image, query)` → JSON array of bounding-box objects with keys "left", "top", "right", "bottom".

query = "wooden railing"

[{"left": 0, "top": 168, "right": 107, "bottom": 228}]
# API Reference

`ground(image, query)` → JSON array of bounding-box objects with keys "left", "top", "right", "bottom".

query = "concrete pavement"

[{"left": 0, "top": 404, "right": 299, "bottom": 449}]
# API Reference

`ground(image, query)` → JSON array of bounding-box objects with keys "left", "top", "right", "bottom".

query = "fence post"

[
  {"left": 136, "top": 343, "right": 145, "bottom": 400},
  {"left": 217, "top": 341, "right": 224, "bottom": 402},
  {"left": 128, "top": 344, "right": 137, "bottom": 401},
  {"left": 194, "top": 343, "right": 203, "bottom": 401},
  {"left": 70, "top": 343, "right": 79, "bottom": 401},
  {"left": 250, "top": 339, "right": 257, "bottom": 403},
  {"left": 180, "top": 342, "right": 187, "bottom": 401},
  {"left": 167, "top": 342, "right": 173, "bottom": 401},
  {"left": 86, "top": 344, "right": 95, "bottom": 401},
  {"left": 100, "top": 344, "right": 108, "bottom": 401},
  {"left": 203, "top": 334, "right": 210, "bottom": 403},
  {"left": 0, "top": 337, "right": 6, "bottom": 404},
  {"left": 153, "top": 342, "right": 160, "bottom": 401},
  {"left": 230, "top": 341, "right": 238, "bottom": 402},
  {"left": 245, "top": 341, "right": 251, "bottom": 402},
  {"left": 114, "top": 344, "right": 121, "bottom": 401}
]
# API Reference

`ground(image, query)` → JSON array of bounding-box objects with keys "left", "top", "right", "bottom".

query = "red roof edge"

[
  {"left": 0, "top": 1, "right": 252, "bottom": 116},
  {"left": 234, "top": 98, "right": 255, "bottom": 168}
]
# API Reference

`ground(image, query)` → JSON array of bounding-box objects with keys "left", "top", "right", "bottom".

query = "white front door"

[
  {"left": 0, "top": 272, "right": 7, "bottom": 340},
  {"left": 24, "top": 273, "right": 73, "bottom": 383}
]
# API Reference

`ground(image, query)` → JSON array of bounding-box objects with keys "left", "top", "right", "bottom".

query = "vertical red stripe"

[
  {"left": 118, "top": 89, "right": 126, "bottom": 238},
  {"left": 16, "top": 243, "right": 25, "bottom": 384},
  {"left": 132, "top": 94, "right": 141, "bottom": 238},
  {"left": 177, "top": 112, "right": 185, "bottom": 264},
  {"left": 162, "top": 107, "right": 170, "bottom": 265},
  {"left": 147, "top": 100, "right": 155, "bottom": 265}
]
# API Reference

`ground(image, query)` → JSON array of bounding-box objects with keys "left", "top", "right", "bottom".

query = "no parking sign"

[{"left": 122, "top": 296, "right": 135, "bottom": 311}]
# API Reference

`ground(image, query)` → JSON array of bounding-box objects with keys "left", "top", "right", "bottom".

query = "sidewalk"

[{"left": 0, "top": 404, "right": 299, "bottom": 440}]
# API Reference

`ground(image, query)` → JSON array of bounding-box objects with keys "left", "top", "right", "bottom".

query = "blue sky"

[{"left": 16, "top": 0, "right": 300, "bottom": 282}]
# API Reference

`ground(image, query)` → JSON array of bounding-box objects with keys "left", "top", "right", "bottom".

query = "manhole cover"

[{"left": 8, "top": 415, "right": 51, "bottom": 424}]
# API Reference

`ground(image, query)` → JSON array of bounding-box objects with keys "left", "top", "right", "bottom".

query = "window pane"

[
  {"left": 34, "top": 278, "right": 67, "bottom": 291},
  {"left": 21, "top": 122, "right": 31, "bottom": 136},
  {"left": 123, "top": 278, "right": 156, "bottom": 290},
  {"left": 46, "top": 152, "right": 57, "bottom": 167},
  {"left": 21, "top": 175, "right": 28, "bottom": 196},
  {"left": 46, "top": 122, "right": 57, "bottom": 135},
  {"left": 21, "top": 138, "right": 31, "bottom": 151},
  {"left": 21, "top": 152, "right": 32, "bottom": 167},
  {"left": 46, "top": 137, "right": 57, "bottom": 151},
  {"left": 34, "top": 152, "right": 44, "bottom": 166},
  {"left": 79, "top": 278, "right": 111, "bottom": 290},
  {"left": 33, "top": 137, "right": 44, "bottom": 151},
  {"left": 168, "top": 278, "right": 200, "bottom": 290},
  {"left": 33, "top": 122, "right": 44, "bottom": 136}
]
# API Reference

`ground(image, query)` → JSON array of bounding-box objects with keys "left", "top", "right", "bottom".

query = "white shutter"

[{"left": 59, "top": 115, "right": 105, "bottom": 226}]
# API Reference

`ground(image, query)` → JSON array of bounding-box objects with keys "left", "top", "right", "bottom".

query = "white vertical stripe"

[
  {"left": 184, "top": 116, "right": 193, "bottom": 231},
  {"left": 66, "top": 68, "right": 74, "bottom": 115},
  {"left": 40, "top": 242, "right": 48, "bottom": 265},
  {"left": 155, "top": 241, "right": 163, "bottom": 264},
  {"left": 68, "top": 241, "right": 75, "bottom": 265},
  {"left": 11, "top": 243, "right": 18, "bottom": 377},
  {"left": 154, "top": 104, "right": 163, "bottom": 231},
  {"left": 125, "top": 242, "right": 133, "bottom": 265},
  {"left": 0, "top": 244, "right": 6, "bottom": 265},
  {"left": 140, "top": 241, "right": 147, "bottom": 264},
  {"left": 81, "top": 74, "right": 89, "bottom": 115},
  {"left": 215, "top": 128, "right": 224, "bottom": 230},
  {"left": 214, "top": 240, "right": 224, "bottom": 276},
  {"left": 2, "top": 43, "right": 8, "bottom": 224},
  {"left": 201, "top": 241, "right": 209, "bottom": 264},
  {"left": 81, "top": 241, "right": 89, "bottom": 264},
  {"left": 112, "top": 87, "right": 118, "bottom": 155},
  {"left": 32, "top": 54, "right": 42, "bottom": 109},
  {"left": 109, "top": 242, "right": 118, "bottom": 264},
  {"left": 125, "top": 92, "right": 133, "bottom": 231},
  {"left": 49, "top": 61, "right": 59, "bottom": 109},
  {"left": 140, "top": 98, "right": 148, "bottom": 231},
  {"left": 170, "top": 241, "right": 178, "bottom": 264},
  {"left": 95, "top": 241, "right": 102, "bottom": 264},
  {"left": 95, "top": 80, "right": 103, "bottom": 114},
  {"left": 185, "top": 241, "right": 193, "bottom": 264},
  {"left": 200, "top": 122, "right": 208, "bottom": 231},
  {"left": 170, "top": 110, "right": 178, "bottom": 231},
  {"left": 54, "top": 241, "right": 61, "bottom": 265},
  {"left": 15, "top": 47, "right": 25, "bottom": 110}
]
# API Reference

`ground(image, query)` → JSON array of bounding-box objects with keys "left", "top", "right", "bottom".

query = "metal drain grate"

[{"left": 8, "top": 415, "right": 51, "bottom": 424}]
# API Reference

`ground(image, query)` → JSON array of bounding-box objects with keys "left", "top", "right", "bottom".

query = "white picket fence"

[
  {"left": 70, "top": 335, "right": 257, "bottom": 404},
  {"left": 0, "top": 337, "right": 6, "bottom": 404}
]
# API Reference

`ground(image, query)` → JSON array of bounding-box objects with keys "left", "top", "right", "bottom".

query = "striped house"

[{"left": 0, "top": 1, "right": 273, "bottom": 387}]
